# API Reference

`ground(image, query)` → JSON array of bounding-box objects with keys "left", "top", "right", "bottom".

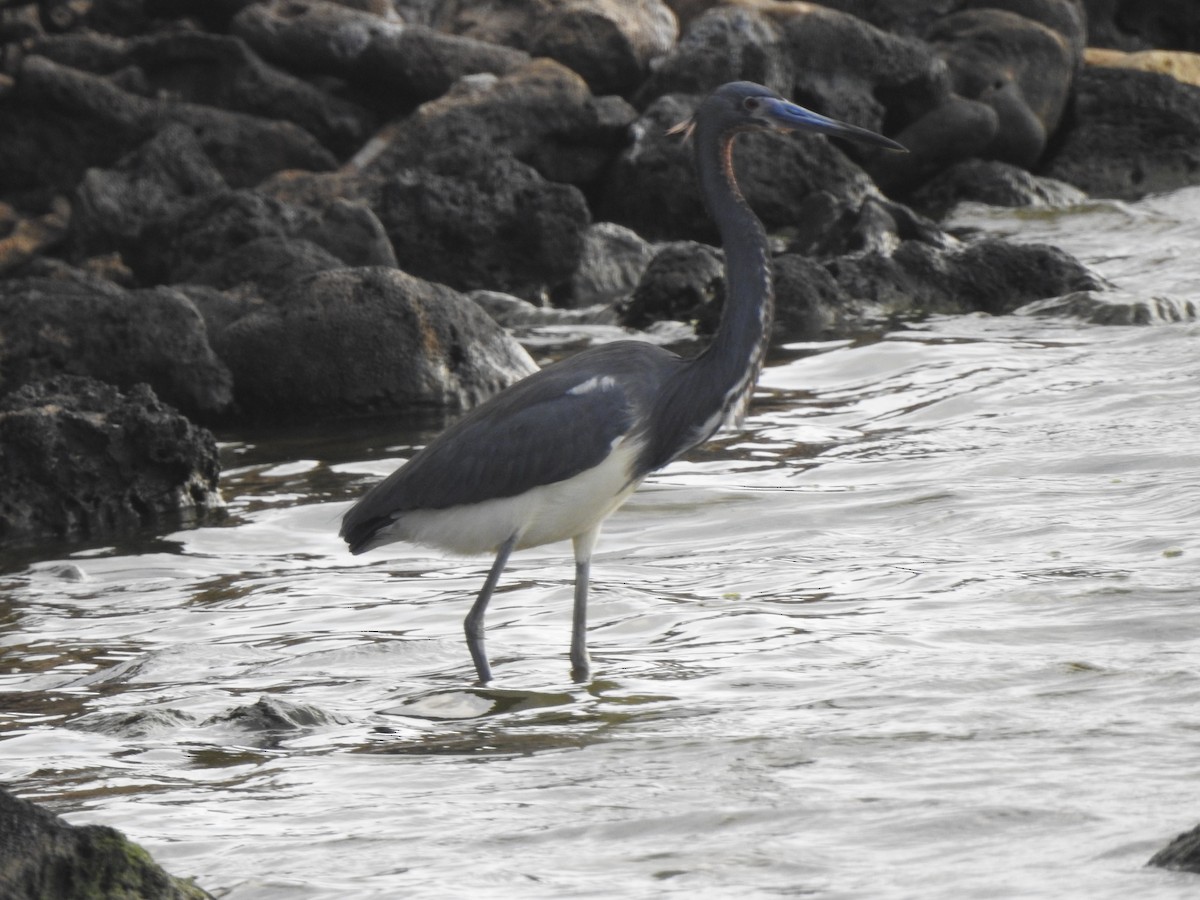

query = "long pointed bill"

[{"left": 762, "top": 97, "right": 907, "bottom": 152}]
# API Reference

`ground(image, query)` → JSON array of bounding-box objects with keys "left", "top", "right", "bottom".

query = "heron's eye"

[{"left": 743, "top": 97, "right": 760, "bottom": 111}]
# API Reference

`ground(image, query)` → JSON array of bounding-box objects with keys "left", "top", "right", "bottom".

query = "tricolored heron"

[{"left": 341, "top": 81, "right": 904, "bottom": 683}]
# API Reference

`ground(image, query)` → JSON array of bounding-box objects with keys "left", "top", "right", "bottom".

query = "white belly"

[{"left": 376, "top": 438, "right": 644, "bottom": 555}]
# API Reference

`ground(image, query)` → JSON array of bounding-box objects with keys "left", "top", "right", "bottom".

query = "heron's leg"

[
  {"left": 464, "top": 533, "right": 517, "bottom": 684},
  {"left": 570, "top": 525, "right": 602, "bottom": 683}
]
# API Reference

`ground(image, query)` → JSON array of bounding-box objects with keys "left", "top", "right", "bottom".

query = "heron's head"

[{"left": 669, "top": 81, "right": 906, "bottom": 153}]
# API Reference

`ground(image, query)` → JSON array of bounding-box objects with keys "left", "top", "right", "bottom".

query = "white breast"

[{"left": 375, "top": 437, "right": 645, "bottom": 555}]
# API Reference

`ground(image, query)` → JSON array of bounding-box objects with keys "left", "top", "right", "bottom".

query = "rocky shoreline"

[{"left": 3, "top": 2, "right": 1200, "bottom": 893}]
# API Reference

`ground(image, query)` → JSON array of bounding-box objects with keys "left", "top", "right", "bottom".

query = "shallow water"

[{"left": 3, "top": 190, "right": 1200, "bottom": 898}]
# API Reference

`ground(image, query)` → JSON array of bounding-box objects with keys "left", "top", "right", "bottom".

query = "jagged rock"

[
  {"left": 824, "top": 236, "right": 1106, "bottom": 316},
  {"left": 909, "top": 158, "right": 1088, "bottom": 219},
  {"left": 231, "top": 0, "right": 529, "bottom": 109},
  {"left": 125, "top": 188, "right": 395, "bottom": 287},
  {"left": 0, "top": 274, "right": 233, "bottom": 417},
  {"left": 353, "top": 59, "right": 637, "bottom": 187},
  {"left": 635, "top": 5, "right": 790, "bottom": 104},
  {"left": 2, "top": 53, "right": 335, "bottom": 195},
  {"left": 70, "top": 124, "right": 227, "bottom": 263},
  {"left": 1041, "top": 65, "right": 1200, "bottom": 199},
  {"left": 0, "top": 375, "right": 222, "bottom": 547},
  {"left": 210, "top": 266, "right": 538, "bottom": 421},
  {"left": 373, "top": 151, "right": 592, "bottom": 299},
  {"left": 601, "top": 91, "right": 880, "bottom": 242},
  {"left": 0, "top": 787, "right": 213, "bottom": 899},
  {"left": 1016, "top": 289, "right": 1199, "bottom": 324}
]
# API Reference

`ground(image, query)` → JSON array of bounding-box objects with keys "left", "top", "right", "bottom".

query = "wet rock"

[
  {"left": 909, "top": 158, "right": 1088, "bottom": 220},
  {"left": 621, "top": 241, "right": 724, "bottom": 332},
  {"left": 353, "top": 59, "right": 637, "bottom": 187},
  {"left": 71, "top": 708, "right": 198, "bottom": 737},
  {"left": 530, "top": 0, "right": 678, "bottom": 96},
  {"left": 210, "top": 266, "right": 538, "bottom": 421},
  {"left": 1148, "top": 821, "right": 1200, "bottom": 873},
  {"left": 602, "top": 91, "right": 879, "bottom": 242},
  {"left": 772, "top": 252, "right": 862, "bottom": 340},
  {"left": 374, "top": 152, "right": 591, "bottom": 299},
  {"left": 1016, "top": 289, "right": 1199, "bottom": 324},
  {"left": 231, "top": 0, "right": 529, "bottom": 109},
  {"left": 635, "top": 5, "right": 791, "bottom": 104},
  {"left": 0, "top": 786, "right": 213, "bottom": 899},
  {"left": 1042, "top": 66, "right": 1200, "bottom": 199},
  {"left": 0, "top": 274, "right": 233, "bottom": 418},
  {"left": 208, "top": 695, "right": 344, "bottom": 731},
  {"left": 824, "top": 236, "right": 1105, "bottom": 317},
  {"left": 564, "top": 221, "right": 657, "bottom": 308},
  {"left": 789, "top": 193, "right": 948, "bottom": 259},
  {"left": 0, "top": 375, "right": 222, "bottom": 547},
  {"left": 2, "top": 53, "right": 335, "bottom": 195}
]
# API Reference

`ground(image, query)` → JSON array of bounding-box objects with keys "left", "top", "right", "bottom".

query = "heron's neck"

[
  {"left": 636, "top": 126, "right": 776, "bottom": 475},
  {"left": 690, "top": 128, "right": 774, "bottom": 423}
]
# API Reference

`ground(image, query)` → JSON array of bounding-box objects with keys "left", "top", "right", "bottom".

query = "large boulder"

[
  {"left": 209, "top": 266, "right": 539, "bottom": 421},
  {"left": 1041, "top": 65, "right": 1200, "bottom": 199},
  {"left": 0, "top": 274, "right": 233, "bottom": 418},
  {"left": 0, "top": 787, "right": 213, "bottom": 899},
  {"left": 0, "top": 375, "right": 222, "bottom": 547}
]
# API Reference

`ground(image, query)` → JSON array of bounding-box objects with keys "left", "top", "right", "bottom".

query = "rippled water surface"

[{"left": 3, "top": 191, "right": 1200, "bottom": 899}]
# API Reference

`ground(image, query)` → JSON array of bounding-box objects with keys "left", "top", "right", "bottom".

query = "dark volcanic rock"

[
  {"left": 564, "top": 221, "right": 656, "bottom": 308},
  {"left": 375, "top": 152, "right": 591, "bottom": 299},
  {"left": 211, "top": 266, "right": 538, "bottom": 421},
  {"left": 1149, "top": 821, "right": 1200, "bottom": 872},
  {"left": 3, "top": 54, "right": 335, "bottom": 196},
  {"left": 825, "top": 236, "right": 1106, "bottom": 316},
  {"left": 0, "top": 787, "right": 212, "bottom": 899},
  {"left": 622, "top": 240, "right": 724, "bottom": 332},
  {"left": 0, "top": 376, "right": 222, "bottom": 547},
  {"left": 636, "top": 5, "right": 791, "bottom": 104},
  {"left": 1086, "top": 0, "right": 1200, "bottom": 52},
  {"left": 773, "top": 253, "right": 862, "bottom": 341},
  {"left": 1042, "top": 65, "right": 1200, "bottom": 199},
  {"left": 602, "top": 92, "right": 879, "bottom": 242},
  {"left": 909, "top": 158, "right": 1087, "bottom": 219},
  {"left": 354, "top": 59, "right": 637, "bottom": 187},
  {"left": 231, "top": 0, "right": 529, "bottom": 108},
  {"left": 125, "top": 187, "right": 394, "bottom": 288},
  {"left": 0, "top": 275, "right": 233, "bottom": 418},
  {"left": 529, "top": 0, "right": 678, "bottom": 96}
]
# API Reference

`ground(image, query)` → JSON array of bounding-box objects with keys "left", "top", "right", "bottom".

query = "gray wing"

[{"left": 341, "top": 340, "right": 679, "bottom": 553}]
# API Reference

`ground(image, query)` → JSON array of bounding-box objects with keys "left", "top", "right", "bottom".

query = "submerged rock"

[
  {"left": 0, "top": 787, "right": 213, "bottom": 899},
  {"left": 0, "top": 375, "right": 222, "bottom": 548},
  {"left": 1149, "top": 821, "right": 1200, "bottom": 873},
  {"left": 1016, "top": 289, "right": 1199, "bottom": 324}
]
